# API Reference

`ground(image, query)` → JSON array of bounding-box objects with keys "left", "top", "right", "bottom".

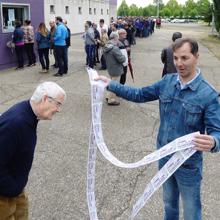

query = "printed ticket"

[{"left": 86, "top": 68, "right": 198, "bottom": 219}]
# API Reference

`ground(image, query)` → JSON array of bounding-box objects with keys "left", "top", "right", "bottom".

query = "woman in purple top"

[{"left": 13, "top": 21, "right": 24, "bottom": 69}]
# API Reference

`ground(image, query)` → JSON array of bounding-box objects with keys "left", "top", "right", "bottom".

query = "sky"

[{"left": 117, "top": 0, "right": 188, "bottom": 8}]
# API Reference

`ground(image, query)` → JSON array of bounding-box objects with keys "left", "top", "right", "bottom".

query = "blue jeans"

[
  {"left": 86, "top": 44, "right": 95, "bottom": 68},
  {"left": 159, "top": 158, "right": 202, "bottom": 220}
]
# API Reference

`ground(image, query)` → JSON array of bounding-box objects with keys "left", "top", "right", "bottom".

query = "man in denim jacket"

[{"left": 96, "top": 38, "right": 220, "bottom": 220}]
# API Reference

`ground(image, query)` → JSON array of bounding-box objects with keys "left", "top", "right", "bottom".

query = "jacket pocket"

[{"left": 183, "top": 103, "right": 202, "bottom": 128}]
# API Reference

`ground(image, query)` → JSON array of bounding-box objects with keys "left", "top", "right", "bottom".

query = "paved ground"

[{"left": 0, "top": 23, "right": 220, "bottom": 220}]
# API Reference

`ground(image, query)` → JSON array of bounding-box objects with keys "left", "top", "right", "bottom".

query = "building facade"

[
  {"left": 0, "top": 0, "right": 44, "bottom": 70},
  {"left": 0, "top": 0, "right": 117, "bottom": 70},
  {"left": 44, "top": 0, "right": 117, "bottom": 33}
]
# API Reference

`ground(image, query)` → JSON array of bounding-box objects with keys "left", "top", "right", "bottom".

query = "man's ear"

[{"left": 42, "top": 94, "right": 48, "bottom": 103}]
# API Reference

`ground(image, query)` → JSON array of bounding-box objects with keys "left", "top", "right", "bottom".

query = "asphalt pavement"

[{"left": 0, "top": 23, "right": 219, "bottom": 220}]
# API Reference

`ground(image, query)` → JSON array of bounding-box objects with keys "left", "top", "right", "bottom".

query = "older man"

[
  {"left": 0, "top": 82, "right": 66, "bottom": 220},
  {"left": 103, "top": 32, "right": 125, "bottom": 105},
  {"left": 97, "top": 38, "right": 220, "bottom": 220}
]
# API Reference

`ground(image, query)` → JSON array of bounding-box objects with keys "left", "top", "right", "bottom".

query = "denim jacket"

[{"left": 108, "top": 72, "right": 220, "bottom": 163}]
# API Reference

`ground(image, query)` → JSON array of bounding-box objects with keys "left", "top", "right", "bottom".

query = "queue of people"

[
  {"left": 12, "top": 17, "right": 70, "bottom": 77},
  {"left": 2, "top": 15, "right": 220, "bottom": 220}
]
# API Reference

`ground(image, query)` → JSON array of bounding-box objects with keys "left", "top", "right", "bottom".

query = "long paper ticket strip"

[{"left": 86, "top": 67, "right": 198, "bottom": 219}]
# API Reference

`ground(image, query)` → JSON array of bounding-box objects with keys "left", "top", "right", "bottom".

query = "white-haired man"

[{"left": 0, "top": 82, "right": 66, "bottom": 220}]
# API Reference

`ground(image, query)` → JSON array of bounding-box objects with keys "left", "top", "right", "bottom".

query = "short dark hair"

[
  {"left": 86, "top": 21, "right": 92, "bottom": 27},
  {"left": 172, "top": 38, "right": 199, "bottom": 56},
  {"left": 99, "top": 19, "right": 104, "bottom": 23},
  {"left": 172, "top": 32, "right": 182, "bottom": 42},
  {"left": 56, "top": 16, "right": 63, "bottom": 22},
  {"left": 24, "top": 19, "right": 31, "bottom": 25},
  {"left": 15, "top": 21, "right": 22, "bottom": 28}
]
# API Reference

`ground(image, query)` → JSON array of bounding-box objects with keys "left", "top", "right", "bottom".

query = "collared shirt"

[
  {"left": 177, "top": 68, "right": 200, "bottom": 89},
  {"left": 108, "top": 72, "right": 220, "bottom": 162}
]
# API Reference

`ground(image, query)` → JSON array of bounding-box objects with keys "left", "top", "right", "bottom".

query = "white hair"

[
  {"left": 30, "top": 81, "right": 66, "bottom": 102},
  {"left": 109, "top": 32, "right": 119, "bottom": 40}
]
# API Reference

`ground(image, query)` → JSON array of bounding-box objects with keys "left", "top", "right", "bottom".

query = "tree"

[
  {"left": 117, "top": 0, "right": 129, "bottom": 16},
  {"left": 184, "top": 0, "right": 197, "bottom": 17},
  {"left": 160, "top": 7, "right": 172, "bottom": 17},
  {"left": 197, "top": 0, "right": 212, "bottom": 22},
  {"left": 142, "top": 7, "right": 150, "bottom": 16},
  {"left": 129, "top": 4, "right": 139, "bottom": 16},
  {"left": 149, "top": 4, "right": 157, "bottom": 16},
  {"left": 166, "top": 0, "right": 180, "bottom": 15},
  {"left": 213, "top": 0, "right": 220, "bottom": 34}
]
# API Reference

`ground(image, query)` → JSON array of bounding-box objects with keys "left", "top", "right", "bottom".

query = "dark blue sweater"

[{"left": 0, "top": 100, "right": 38, "bottom": 197}]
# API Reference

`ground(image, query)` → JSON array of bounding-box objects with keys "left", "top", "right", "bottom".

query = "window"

[
  {"left": 94, "top": 8, "right": 96, "bottom": 15},
  {"left": 1, "top": 3, "right": 29, "bottom": 33},
  {"left": 50, "top": 5, "right": 55, "bottom": 14},
  {"left": 65, "top": 6, "right": 69, "bottom": 14},
  {"left": 89, "top": 8, "right": 92, "bottom": 15},
  {"left": 101, "top": 9, "right": 103, "bottom": 15},
  {"left": 78, "top": 7, "right": 82, "bottom": 14},
  {"left": 107, "top": 9, "right": 109, "bottom": 15}
]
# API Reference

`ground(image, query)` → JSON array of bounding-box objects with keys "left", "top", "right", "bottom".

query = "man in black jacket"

[
  {"left": 63, "top": 19, "right": 71, "bottom": 74},
  {"left": 161, "top": 32, "right": 182, "bottom": 77}
]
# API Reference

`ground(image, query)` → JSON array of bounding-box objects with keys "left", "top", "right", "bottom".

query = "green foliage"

[
  {"left": 166, "top": 0, "right": 180, "bottom": 15},
  {"left": 213, "top": 0, "right": 220, "bottom": 33},
  {"left": 117, "top": 0, "right": 129, "bottom": 16},
  {"left": 116, "top": 0, "right": 217, "bottom": 27},
  {"left": 197, "top": 0, "right": 212, "bottom": 22},
  {"left": 160, "top": 7, "right": 172, "bottom": 17}
]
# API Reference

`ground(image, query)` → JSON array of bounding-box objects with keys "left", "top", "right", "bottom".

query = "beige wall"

[{"left": 44, "top": 0, "right": 117, "bottom": 34}]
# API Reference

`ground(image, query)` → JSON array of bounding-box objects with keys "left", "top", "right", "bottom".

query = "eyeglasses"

[{"left": 48, "top": 96, "right": 63, "bottom": 108}]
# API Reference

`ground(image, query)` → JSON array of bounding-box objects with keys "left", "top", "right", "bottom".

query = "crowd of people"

[
  {"left": 2, "top": 15, "right": 220, "bottom": 220},
  {"left": 12, "top": 16, "right": 71, "bottom": 76},
  {"left": 83, "top": 17, "right": 156, "bottom": 104}
]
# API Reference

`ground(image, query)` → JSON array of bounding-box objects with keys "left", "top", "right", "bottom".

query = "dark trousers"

[
  {"left": 120, "top": 66, "right": 128, "bottom": 85},
  {"left": 38, "top": 48, "right": 49, "bottom": 70},
  {"left": 63, "top": 46, "right": 68, "bottom": 73},
  {"left": 86, "top": 44, "right": 95, "bottom": 68},
  {"left": 54, "top": 45, "right": 66, "bottom": 74},
  {"left": 24, "top": 43, "right": 36, "bottom": 65},
  {"left": 100, "top": 55, "right": 106, "bottom": 69},
  {"left": 15, "top": 45, "right": 24, "bottom": 68}
]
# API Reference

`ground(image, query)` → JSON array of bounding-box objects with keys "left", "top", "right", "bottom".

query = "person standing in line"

[
  {"left": 63, "top": 19, "right": 71, "bottom": 74},
  {"left": 84, "top": 21, "right": 95, "bottom": 69},
  {"left": 36, "top": 22, "right": 50, "bottom": 73},
  {"left": 103, "top": 32, "right": 125, "bottom": 106},
  {"left": 0, "top": 81, "right": 66, "bottom": 220},
  {"left": 49, "top": 20, "right": 58, "bottom": 68},
  {"left": 93, "top": 23, "right": 101, "bottom": 65},
  {"left": 12, "top": 21, "right": 24, "bottom": 70},
  {"left": 97, "top": 28, "right": 109, "bottom": 70},
  {"left": 53, "top": 16, "right": 68, "bottom": 77},
  {"left": 161, "top": 32, "right": 182, "bottom": 77},
  {"left": 118, "top": 28, "right": 130, "bottom": 85},
  {"left": 97, "top": 19, "right": 108, "bottom": 37},
  {"left": 96, "top": 38, "right": 220, "bottom": 220},
  {"left": 23, "top": 20, "right": 36, "bottom": 67}
]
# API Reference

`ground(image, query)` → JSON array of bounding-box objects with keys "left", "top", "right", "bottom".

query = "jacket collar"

[{"left": 175, "top": 68, "right": 203, "bottom": 91}]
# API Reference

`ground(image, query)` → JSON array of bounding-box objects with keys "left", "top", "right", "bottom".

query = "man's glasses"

[{"left": 48, "top": 96, "right": 62, "bottom": 108}]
